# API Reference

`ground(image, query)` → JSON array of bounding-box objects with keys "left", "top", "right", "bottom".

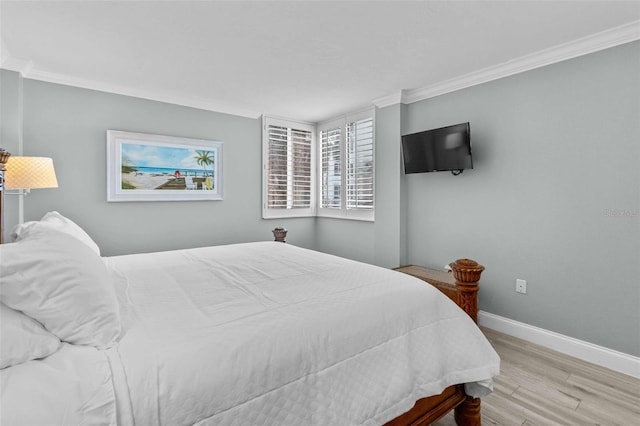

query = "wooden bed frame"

[
  {"left": 389, "top": 259, "right": 485, "bottom": 426},
  {"left": 2, "top": 145, "right": 486, "bottom": 424}
]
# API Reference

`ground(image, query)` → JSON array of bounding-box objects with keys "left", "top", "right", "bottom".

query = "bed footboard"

[
  {"left": 394, "top": 259, "right": 484, "bottom": 324},
  {"left": 384, "top": 385, "right": 481, "bottom": 426},
  {"left": 391, "top": 259, "right": 486, "bottom": 424},
  {"left": 454, "top": 395, "right": 482, "bottom": 425}
]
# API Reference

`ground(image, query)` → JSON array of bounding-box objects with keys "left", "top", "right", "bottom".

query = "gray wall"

[
  {"left": 1, "top": 40, "right": 637, "bottom": 356},
  {"left": 1, "top": 70, "right": 22, "bottom": 232},
  {"left": 3, "top": 76, "right": 316, "bottom": 255},
  {"left": 402, "top": 41, "right": 639, "bottom": 356},
  {"left": 314, "top": 103, "right": 406, "bottom": 268}
]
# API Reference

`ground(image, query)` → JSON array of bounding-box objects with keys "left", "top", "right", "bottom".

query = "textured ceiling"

[{"left": 1, "top": 1, "right": 639, "bottom": 122}]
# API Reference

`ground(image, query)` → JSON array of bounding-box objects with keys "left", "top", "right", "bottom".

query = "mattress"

[{"left": 104, "top": 241, "right": 500, "bottom": 425}]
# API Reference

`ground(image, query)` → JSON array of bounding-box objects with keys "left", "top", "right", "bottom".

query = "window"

[
  {"left": 346, "top": 116, "right": 374, "bottom": 211},
  {"left": 320, "top": 123, "right": 342, "bottom": 209},
  {"left": 318, "top": 109, "right": 375, "bottom": 221},
  {"left": 262, "top": 117, "right": 315, "bottom": 218},
  {"left": 262, "top": 110, "right": 374, "bottom": 221}
]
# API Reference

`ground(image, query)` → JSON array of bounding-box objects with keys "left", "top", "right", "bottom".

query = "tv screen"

[{"left": 401, "top": 122, "right": 472, "bottom": 174}]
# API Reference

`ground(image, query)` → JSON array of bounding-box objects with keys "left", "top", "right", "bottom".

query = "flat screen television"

[{"left": 401, "top": 122, "right": 472, "bottom": 175}]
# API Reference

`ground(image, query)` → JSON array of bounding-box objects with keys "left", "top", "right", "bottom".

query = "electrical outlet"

[{"left": 516, "top": 279, "right": 527, "bottom": 294}]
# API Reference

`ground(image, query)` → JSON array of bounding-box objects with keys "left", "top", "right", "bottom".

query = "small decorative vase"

[{"left": 272, "top": 227, "right": 288, "bottom": 243}]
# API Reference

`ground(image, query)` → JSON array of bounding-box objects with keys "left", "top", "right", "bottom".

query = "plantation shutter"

[
  {"left": 263, "top": 117, "right": 315, "bottom": 218},
  {"left": 346, "top": 117, "right": 374, "bottom": 210},
  {"left": 320, "top": 127, "right": 342, "bottom": 209}
]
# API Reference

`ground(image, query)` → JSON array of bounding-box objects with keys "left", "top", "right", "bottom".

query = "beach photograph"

[
  {"left": 121, "top": 143, "right": 216, "bottom": 191},
  {"left": 107, "top": 130, "right": 224, "bottom": 202}
]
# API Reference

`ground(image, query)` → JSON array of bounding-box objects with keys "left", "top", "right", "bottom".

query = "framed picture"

[{"left": 107, "top": 130, "right": 223, "bottom": 202}]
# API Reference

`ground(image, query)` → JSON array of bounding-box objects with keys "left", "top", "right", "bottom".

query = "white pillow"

[
  {"left": 0, "top": 303, "right": 61, "bottom": 369},
  {"left": 10, "top": 211, "right": 100, "bottom": 255},
  {"left": 0, "top": 228, "right": 121, "bottom": 349}
]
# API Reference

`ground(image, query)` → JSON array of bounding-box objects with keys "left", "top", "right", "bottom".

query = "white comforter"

[
  {"left": 105, "top": 242, "right": 499, "bottom": 425},
  {"left": 0, "top": 343, "right": 116, "bottom": 425}
]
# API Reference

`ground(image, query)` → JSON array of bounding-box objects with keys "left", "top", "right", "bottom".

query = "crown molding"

[
  {"left": 26, "top": 68, "right": 263, "bottom": 119},
  {"left": 0, "top": 56, "right": 33, "bottom": 75},
  {"left": 0, "top": 41, "right": 33, "bottom": 75},
  {"left": 402, "top": 20, "right": 640, "bottom": 105},
  {"left": 372, "top": 90, "right": 405, "bottom": 109},
  {"left": 0, "top": 41, "right": 262, "bottom": 120},
  {"left": 2, "top": 20, "right": 638, "bottom": 119}
]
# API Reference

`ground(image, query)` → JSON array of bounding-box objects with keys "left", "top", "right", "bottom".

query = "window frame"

[
  {"left": 262, "top": 116, "right": 316, "bottom": 219},
  {"left": 319, "top": 117, "right": 344, "bottom": 211},
  {"left": 317, "top": 109, "right": 375, "bottom": 222}
]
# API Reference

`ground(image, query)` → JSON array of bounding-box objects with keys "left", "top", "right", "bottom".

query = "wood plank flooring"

[{"left": 434, "top": 328, "right": 640, "bottom": 425}]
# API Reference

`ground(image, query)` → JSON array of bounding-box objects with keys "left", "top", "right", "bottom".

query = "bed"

[{"left": 0, "top": 212, "right": 500, "bottom": 425}]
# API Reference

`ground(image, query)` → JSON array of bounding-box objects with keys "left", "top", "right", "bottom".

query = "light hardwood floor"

[{"left": 434, "top": 328, "right": 640, "bottom": 425}]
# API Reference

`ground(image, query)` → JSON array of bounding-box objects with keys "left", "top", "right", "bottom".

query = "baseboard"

[{"left": 478, "top": 311, "right": 640, "bottom": 379}]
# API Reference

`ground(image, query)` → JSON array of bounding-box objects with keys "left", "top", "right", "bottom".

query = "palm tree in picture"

[{"left": 194, "top": 150, "right": 214, "bottom": 177}]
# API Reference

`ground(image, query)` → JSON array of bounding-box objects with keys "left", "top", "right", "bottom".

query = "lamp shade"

[{"left": 5, "top": 156, "right": 58, "bottom": 190}]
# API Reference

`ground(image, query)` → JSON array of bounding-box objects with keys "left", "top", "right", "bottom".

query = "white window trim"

[
  {"left": 317, "top": 108, "right": 375, "bottom": 222},
  {"left": 262, "top": 116, "right": 316, "bottom": 219},
  {"left": 318, "top": 117, "right": 344, "bottom": 211}
]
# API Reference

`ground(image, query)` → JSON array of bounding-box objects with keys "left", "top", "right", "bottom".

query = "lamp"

[
  {"left": 5, "top": 156, "right": 59, "bottom": 192},
  {"left": 0, "top": 152, "right": 58, "bottom": 243}
]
